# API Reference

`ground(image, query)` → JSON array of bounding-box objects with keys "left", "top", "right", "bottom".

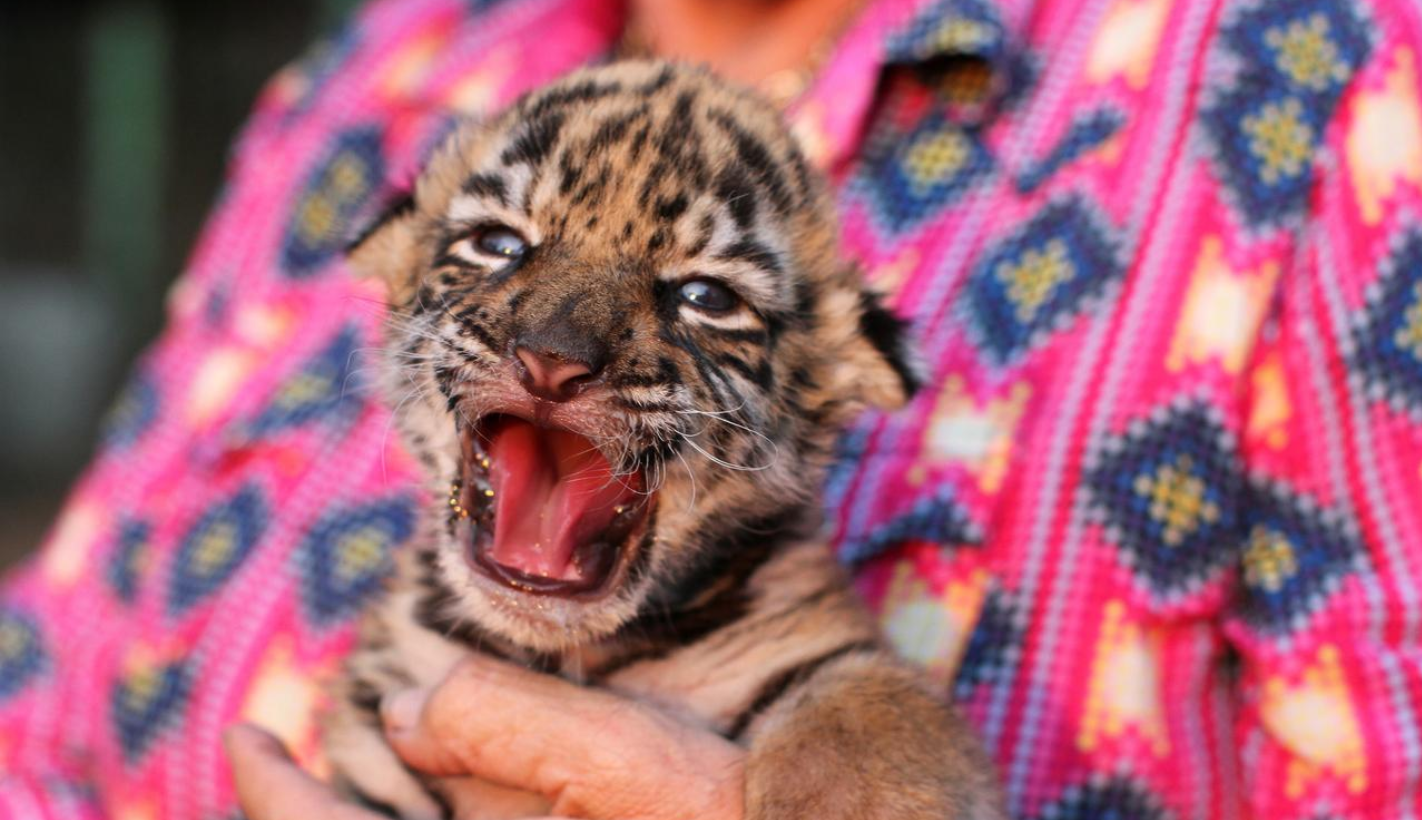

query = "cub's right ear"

[{"left": 346, "top": 193, "right": 421, "bottom": 304}]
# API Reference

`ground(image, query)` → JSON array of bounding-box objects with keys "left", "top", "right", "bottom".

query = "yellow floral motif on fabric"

[
  {"left": 903, "top": 129, "right": 972, "bottom": 191},
  {"left": 1243, "top": 98, "right": 1315, "bottom": 185},
  {"left": 1079, "top": 600, "right": 1168, "bottom": 755},
  {"left": 923, "top": 18, "right": 998, "bottom": 55},
  {"left": 1262, "top": 645, "right": 1367, "bottom": 797},
  {"left": 1265, "top": 14, "right": 1351, "bottom": 92},
  {"left": 334, "top": 526, "right": 389, "bottom": 583},
  {"left": 119, "top": 663, "right": 165, "bottom": 713},
  {"left": 1132, "top": 454, "right": 1220, "bottom": 547},
  {"left": 1242, "top": 526, "right": 1299, "bottom": 593},
  {"left": 191, "top": 521, "right": 239, "bottom": 578},
  {"left": 274, "top": 370, "right": 336, "bottom": 412},
  {"left": 0, "top": 619, "right": 29, "bottom": 661},
  {"left": 996, "top": 239, "right": 1073, "bottom": 324},
  {"left": 1394, "top": 282, "right": 1422, "bottom": 362},
  {"left": 295, "top": 152, "right": 370, "bottom": 243}
]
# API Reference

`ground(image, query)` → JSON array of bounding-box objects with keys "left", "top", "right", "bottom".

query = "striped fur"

[{"left": 325, "top": 61, "right": 1003, "bottom": 819}]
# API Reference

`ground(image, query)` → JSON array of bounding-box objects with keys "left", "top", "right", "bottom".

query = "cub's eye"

[
  {"left": 474, "top": 225, "right": 528, "bottom": 259},
  {"left": 679, "top": 278, "right": 740, "bottom": 313}
]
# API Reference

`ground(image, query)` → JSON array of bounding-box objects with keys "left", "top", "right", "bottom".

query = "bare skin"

[
  {"left": 228, "top": 2, "right": 882, "bottom": 818},
  {"left": 229, "top": 655, "right": 748, "bottom": 820},
  {"left": 626, "top": 0, "right": 867, "bottom": 90}
]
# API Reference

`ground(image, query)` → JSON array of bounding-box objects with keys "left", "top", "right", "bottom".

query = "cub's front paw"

[{"left": 743, "top": 653, "right": 1005, "bottom": 820}]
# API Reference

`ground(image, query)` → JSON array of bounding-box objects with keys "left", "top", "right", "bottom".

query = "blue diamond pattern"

[
  {"left": 825, "top": 426, "right": 873, "bottom": 518},
  {"left": 1200, "top": 0, "right": 1371, "bottom": 227},
  {"left": 298, "top": 497, "right": 416, "bottom": 626},
  {"left": 885, "top": 0, "right": 1007, "bottom": 66},
  {"left": 839, "top": 487, "right": 981, "bottom": 565},
  {"left": 953, "top": 587, "right": 1021, "bottom": 700},
  {"left": 1218, "top": 0, "right": 1372, "bottom": 94},
  {"left": 1016, "top": 108, "right": 1125, "bottom": 193},
  {"left": 1084, "top": 401, "right": 1243, "bottom": 596},
  {"left": 859, "top": 109, "right": 994, "bottom": 232},
  {"left": 962, "top": 197, "right": 1122, "bottom": 363},
  {"left": 248, "top": 325, "right": 364, "bottom": 435},
  {"left": 282, "top": 126, "right": 385, "bottom": 278},
  {"left": 101, "top": 372, "right": 159, "bottom": 450},
  {"left": 1033, "top": 775, "right": 1173, "bottom": 820},
  {"left": 0, "top": 608, "right": 46, "bottom": 701},
  {"left": 168, "top": 486, "right": 268, "bottom": 616},
  {"left": 1237, "top": 480, "right": 1367, "bottom": 634},
  {"left": 111, "top": 660, "right": 190, "bottom": 763},
  {"left": 1350, "top": 227, "right": 1422, "bottom": 416},
  {"left": 108, "top": 519, "right": 152, "bottom": 604}
]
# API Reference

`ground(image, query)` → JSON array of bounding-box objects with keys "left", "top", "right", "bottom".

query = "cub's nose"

[{"left": 515, "top": 347, "right": 600, "bottom": 402}]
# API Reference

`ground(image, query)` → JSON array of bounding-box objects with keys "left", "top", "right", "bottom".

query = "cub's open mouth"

[{"left": 454, "top": 415, "right": 650, "bottom": 598}]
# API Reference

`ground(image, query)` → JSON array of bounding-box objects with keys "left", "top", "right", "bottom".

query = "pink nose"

[{"left": 515, "top": 347, "right": 597, "bottom": 402}]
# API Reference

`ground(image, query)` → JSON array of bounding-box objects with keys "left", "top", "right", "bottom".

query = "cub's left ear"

[{"left": 825, "top": 284, "right": 923, "bottom": 411}]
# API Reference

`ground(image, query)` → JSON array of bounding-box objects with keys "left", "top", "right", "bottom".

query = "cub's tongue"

[{"left": 483, "top": 419, "right": 640, "bottom": 583}]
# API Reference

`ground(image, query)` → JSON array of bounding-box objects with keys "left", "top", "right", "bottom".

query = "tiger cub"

[{"left": 327, "top": 60, "right": 1005, "bottom": 819}]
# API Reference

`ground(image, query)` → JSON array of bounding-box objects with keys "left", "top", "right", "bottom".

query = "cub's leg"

[{"left": 741, "top": 650, "right": 1006, "bottom": 820}]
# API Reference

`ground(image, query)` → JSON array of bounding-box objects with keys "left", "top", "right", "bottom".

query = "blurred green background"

[{"left": 0, "top": 0, "right": 361, "bottom": 567}]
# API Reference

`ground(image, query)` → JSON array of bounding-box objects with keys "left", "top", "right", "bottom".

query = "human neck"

[{"left": 624, "top": 0, "right": 865, "bottom": 90}]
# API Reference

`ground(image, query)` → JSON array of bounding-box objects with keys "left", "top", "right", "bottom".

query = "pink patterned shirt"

[{"left": 4, "top": 0, "right": 1422, "bottom": 817}]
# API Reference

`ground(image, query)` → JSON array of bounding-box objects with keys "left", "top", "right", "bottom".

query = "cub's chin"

[{"left": 435, "top": 411, "right": 659, "bottom": 650}]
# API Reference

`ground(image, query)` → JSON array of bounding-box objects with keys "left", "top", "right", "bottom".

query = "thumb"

[{"left": 382, "top": 655, "right": 745, "bottom": 819}]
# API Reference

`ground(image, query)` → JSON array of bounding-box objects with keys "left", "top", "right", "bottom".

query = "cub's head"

[{"left": 351, "top": 62, "right": 917, "bottom": 652}]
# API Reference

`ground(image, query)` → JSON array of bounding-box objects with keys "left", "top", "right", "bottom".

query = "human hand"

[
  {"left": 380, "top": 654, "right": 746, "bottom": 820},
  {"left": 226, "top": 654, "right": 746, "bottom": 820}
]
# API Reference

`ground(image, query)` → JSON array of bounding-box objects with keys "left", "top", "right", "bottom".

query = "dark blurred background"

[{"left": 0, "top": 0, "right": 360, "bottom": 568}]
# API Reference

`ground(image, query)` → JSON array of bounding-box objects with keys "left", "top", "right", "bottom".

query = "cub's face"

[{"left": 351, "top": 62, "right": 915, "bottom": 652}]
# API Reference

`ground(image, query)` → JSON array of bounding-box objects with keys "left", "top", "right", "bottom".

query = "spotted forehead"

[
  {"left": 454, "top": 66, "right": 815, "bottom": 217},
  {"left": 433, "top": 62, "right": 825, "bottom": 307}
]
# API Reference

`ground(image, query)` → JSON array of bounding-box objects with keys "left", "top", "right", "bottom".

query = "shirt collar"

[
  {"left": 882, "top": 0, "right": 1011, "bottom": 68},
  {"left": 793, "top": 0, "right": 1020, "bottom": 172},
  {"left": 459, "top": 0, "right": 1023, "bottom": 173}
]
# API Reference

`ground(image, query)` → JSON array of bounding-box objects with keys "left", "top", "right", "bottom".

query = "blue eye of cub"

[
  {"left": 679, "top": 279, "right": 739, "bottom": 312},
  {"left": 475, "top": 226, "right": 528, "bottom": 259}
]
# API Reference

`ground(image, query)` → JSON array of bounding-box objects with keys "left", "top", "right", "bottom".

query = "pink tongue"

[{"left": 485, "top": 420, "right": 638, "bottom": 581}]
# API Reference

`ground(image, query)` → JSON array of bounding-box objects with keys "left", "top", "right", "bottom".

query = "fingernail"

[{"left": 381, "top": 687, "right": 429, "bottom": 735}]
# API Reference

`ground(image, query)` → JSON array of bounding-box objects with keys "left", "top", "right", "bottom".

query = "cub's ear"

[
  {"left": 346, "top": 193, "right": 421, "bottom": 304},
  {"left": 823, "top": 282, "right": 923, "bottom": 412},
  {"left": 854, "top": 289, "right": 922, "bottom": 408}
]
